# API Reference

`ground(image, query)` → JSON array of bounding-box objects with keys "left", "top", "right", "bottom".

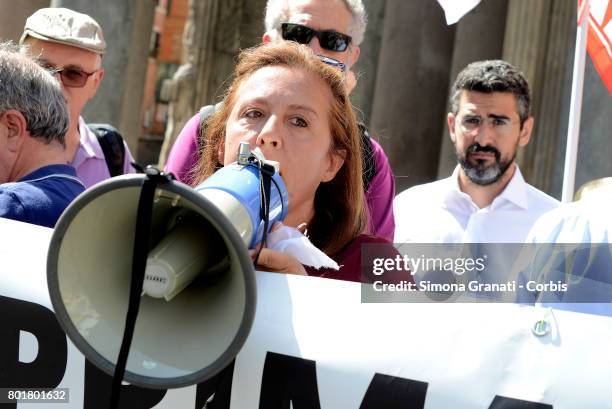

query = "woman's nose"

[{"left": 255, "top": 117, "right": 282, "bottom": 148}]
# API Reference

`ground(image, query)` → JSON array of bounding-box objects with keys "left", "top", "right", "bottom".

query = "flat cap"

[{"left": 20, "top": 7, "right": 106, "bottom": 54}]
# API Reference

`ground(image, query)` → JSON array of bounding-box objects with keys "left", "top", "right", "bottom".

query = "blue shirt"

[{"left": 0, "top": 164, "right": 85, "bottom": 228}]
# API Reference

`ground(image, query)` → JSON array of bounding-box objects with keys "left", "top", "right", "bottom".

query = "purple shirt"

[
  {"left": 164, "top": 113, "right": 202, "bottom": 186},
  {"left": 165, "top": 112, "right": 396, "bottom": 241},
  {"left": 71, "top": 117, "right": 135, "bottom": 188}
]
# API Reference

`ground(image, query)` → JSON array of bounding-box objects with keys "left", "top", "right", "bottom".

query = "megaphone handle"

[
  {"left": 253, "top": 164, "right": 274, "bottom": 266},
  {"left": 110, "top": 169, "right": 166, "bottom": 408}
]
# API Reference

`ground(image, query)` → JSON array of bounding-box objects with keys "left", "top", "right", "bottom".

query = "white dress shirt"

[{"left": 394, "top": 165, "right": 560, "bottom": 243}]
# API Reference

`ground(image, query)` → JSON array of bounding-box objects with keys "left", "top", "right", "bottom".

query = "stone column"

[
  {"left": 158, "top": 0, "right": 265, "bottom": 166},
  {"left": 350, "top": 0, "right": 387, "bottom": 124},
  {"left": 370, "top": 0, "right": 455, "bottom": 192},
  {"left": 51, "top": 0, "right": 156, "bottom": 158},
  {"left": 156, "top": 0, "right": 205, "bottom": 166},
  {"left": 0, "top": 0, "right": 49, "bottom": 42},
  {"left": 436, "top": 0, "right": 509, "bottom": 178},
  {"left": 502, "top": 0, "right": 575, "bottom": 195}
]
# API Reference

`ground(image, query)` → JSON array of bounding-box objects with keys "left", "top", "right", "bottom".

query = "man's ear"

[
  {"left": 88, "top": 67, "right": 105, "bottom": 99},
  {"left": 348, "top": 45, "right": 360, "bottom": 67},
  {"left": 2, "top": 110, "right": 27, "bottom": 152},
  {"left": 447, "top": 112, "right": 457, "bottom": 143},
  {"left": 518, "top": 116, "right": 534, "bottom": 147},
  {"left": 321, "top": 149, "right": 345, "bottom": 182}
]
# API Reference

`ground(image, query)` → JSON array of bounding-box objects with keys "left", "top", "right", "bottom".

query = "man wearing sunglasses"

[
  {"left": 263, "top": 0, "right": 363, "bottom": 93},
  {"left": 20, "top": 8, "right": 135, "bottom": 188},
  {"left": 165, "top": 0, "right": 396, "bottom": 241}
]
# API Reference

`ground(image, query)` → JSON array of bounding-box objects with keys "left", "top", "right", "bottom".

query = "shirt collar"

[
  {"left": 441, "top": 166, "right": 469, "bottom": 202},
  {"left": 77, "top": 117, "right": 105, "bottom": 160},
  {"left": 494, "top": 165, "right": 528, "bottom": 210},
  {"left": 70, "top": 117, "right": 104, "bottom": 169},
  {"left": 18, "top": 164, "right": 78, "bottom": 182},
  {"left": 444, "top": 164, "right": 529, "bottom": 210}
]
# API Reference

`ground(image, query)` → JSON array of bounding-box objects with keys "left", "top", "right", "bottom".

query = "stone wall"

[
  {"left": 50, "top": 0, "right": 156, "bottom": 156},
  {"left": 0, "top": 0, "right": 49, "bottom": 43}
]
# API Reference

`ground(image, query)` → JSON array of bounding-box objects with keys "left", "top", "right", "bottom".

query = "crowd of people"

[{"left": 1, "top": 1, "right": 609, "bottom": 287}]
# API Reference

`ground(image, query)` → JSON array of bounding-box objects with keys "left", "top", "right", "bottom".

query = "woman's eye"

[
  {"left": 291, "top": 117, "right": 308, "bottom": 128},
  {"left": 244, "top": 109, "right": 263, "bottom": 119}
]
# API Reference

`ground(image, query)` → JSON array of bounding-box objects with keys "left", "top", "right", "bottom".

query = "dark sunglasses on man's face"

[
  {"left": 40, "top": 63, "right": 98, "bottom": 88},
  {"left": 281, "top": 23, "right": 352, "bottom": 52}
]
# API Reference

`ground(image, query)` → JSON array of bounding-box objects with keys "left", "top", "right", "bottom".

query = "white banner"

[{"left": 1, "top": 217, "right": 612, "bottom": 408}]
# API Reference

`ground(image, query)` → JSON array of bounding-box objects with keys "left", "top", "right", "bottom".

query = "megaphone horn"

[{"left": 47, "top": 144, "right": 288, "bottom": 391}]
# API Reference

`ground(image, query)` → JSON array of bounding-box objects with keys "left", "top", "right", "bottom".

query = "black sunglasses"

[
  {"left": 40, "top": 62, "right": 98, "bottom": 88},
  {"left": 281, "top": 23, "right": 352, "bottom": 52}
]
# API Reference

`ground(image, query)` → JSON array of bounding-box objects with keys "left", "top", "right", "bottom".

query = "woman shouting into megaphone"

[{"left": 192, "top": 42, "right": 403, "bottom": 283}]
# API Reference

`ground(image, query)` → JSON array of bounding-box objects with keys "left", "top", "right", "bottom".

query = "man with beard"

[{"left": 394, "top": 60, "right": 559, "bottom": 243}]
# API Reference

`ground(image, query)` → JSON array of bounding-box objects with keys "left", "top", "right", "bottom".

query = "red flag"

[{"left": 580, "top": 0, "right": 612, "bottom": 93}]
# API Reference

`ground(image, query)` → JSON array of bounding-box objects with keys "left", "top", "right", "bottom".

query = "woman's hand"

[{"left": 251, "top": 248, "right": 308, "bottom": 276}]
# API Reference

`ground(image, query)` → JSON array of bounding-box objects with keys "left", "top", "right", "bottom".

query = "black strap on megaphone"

[
  {"left": 110, "top": 167, "right": 174, "bottom": 409},
  {"left": 253, "top": 159, "right": 276, "bottom": 267}
]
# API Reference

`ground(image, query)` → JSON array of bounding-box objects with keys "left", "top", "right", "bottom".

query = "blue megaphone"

[
  {"left": 195, "top": 143, "right": 288, "bottom": 248},
  {"left": 142, "top": 143, "right": 288, "bottom": 301}
]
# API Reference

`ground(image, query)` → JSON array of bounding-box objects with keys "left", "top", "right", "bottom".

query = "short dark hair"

[{"left": 449, "top": 60, "right": 531, "bottom": 127}]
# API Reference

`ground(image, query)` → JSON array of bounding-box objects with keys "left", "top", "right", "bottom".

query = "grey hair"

[
  {"left": 264, "top": 0, "right": 368, "bottom": 46},
  {"left": 0, "top": 42, "right": 69, "bottom": 146},
  {"left": 449, "top": 60, "right": 532, "bottom": 128}
]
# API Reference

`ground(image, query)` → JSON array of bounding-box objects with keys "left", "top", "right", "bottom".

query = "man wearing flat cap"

[{"left": 20, "top": 7, "right": 134, "bottom": 188}]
